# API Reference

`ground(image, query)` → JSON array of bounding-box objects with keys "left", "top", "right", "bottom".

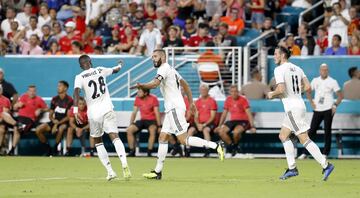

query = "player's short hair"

[
  {"left": 348, "top": 67, "right": 358, "bottom": 78},
  {"left": 79, "top": 96, "right": 85, "bottom": 102},
  {"left": 59, "top": 80, "right": 69, "bottom": 89},
  {"left": 28, "top": 84, "right": 36, "bottom": 89},
  {"left": 153, "top": 49, "right": 166, "bottom": 57},
  {"left": 79, "top": 54, "right": 90, "bottom": 65},
  {"left": 251, "top": 68, "right": 260, "bottom": 78},
  {"left": 275, "top": 46, "right": 291, "bottom": 59},
  {"left": 200, "top": 84, "right": 209, "bottom": 90},
  {"left": 140, "top": 87, "right": 150, "bottom": 95},
  {"left": 229, "top": 84, "right": 238, "bottom": 90},
  {"left": 29, "top": 16, "right": 38, "bottom": 22}
]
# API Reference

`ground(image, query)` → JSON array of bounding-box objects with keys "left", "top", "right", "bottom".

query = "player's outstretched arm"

[
  {"left": 130, "top": 79, "right": 161, "bottom": 90},
  {"left": 111, "top": 60, "right": 124, "bottom": 74}
]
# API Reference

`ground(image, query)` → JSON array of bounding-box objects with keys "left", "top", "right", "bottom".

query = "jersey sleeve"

[
  {"left": 153, "top": 96, "right": 159, "bottom": 107},
  {"left": 274, "top": 67, "right": 284, "bottom": 84},
  {"left": 242, "top": 97, "right": 250, "bottom": 109},
  {"left": 100, "top": 67, "right": 113, "bottom": 77},
  {"left": 38, "top": 97, "right": 48, "bottom": 109},
  {"left": 134, "top": 96, "right": 140, "bottom": 107},
  {"left": 332, "top": 79, "right": 341, "bottom": 92},
  {"left": 19, "top": 95, "right": 26, "bottom": 104},
  {"left": 74, "top": 75, "right": 83, "bottom": 89},
  {"left": 5, "top": 98, "right": 11, "bottom": 109},
  {"left": 211, "top": 98, "right": 218, "bottom": 111},
  {"left": 156, "top": 65, "right": 168, "bottom": 82},
  {"left": 67, "top": 97, "right": 74, "bottom": 109},
  {"left": 224, "top": 97, "right": 230, "bottom": 110},
  {"left": 174, "top": 69, "right": 183, "bottom": 80},
  {"left": 50, "top": 97, "right": 56, "bottom": 110}
]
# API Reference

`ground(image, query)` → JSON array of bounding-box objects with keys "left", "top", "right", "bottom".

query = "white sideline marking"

[{"left": 0, "top": 177, "right": 67, "bottom": 183}]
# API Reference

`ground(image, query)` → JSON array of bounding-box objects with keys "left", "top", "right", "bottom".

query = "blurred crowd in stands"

[{"left": 0, "top": 0, "right": 358, "bottom": 56}]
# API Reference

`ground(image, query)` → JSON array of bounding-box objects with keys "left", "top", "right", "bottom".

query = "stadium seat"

[{"left": 196, "top": 62, "right": 225, "bottom": 94}]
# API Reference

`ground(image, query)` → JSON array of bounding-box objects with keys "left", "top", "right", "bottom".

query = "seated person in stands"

[
  {"left": 343, "top": 67, "right": 360, "bottom": 99},
  {"left": 241, "top": 68, "right": 270, "bottom": 99},
  {"left": 186, "top": 84, "right": 217, "bottom": 157},
  {"left": 0, "top": 85, "right": 24, "bottom": 155},
  {"left": 279, "top": 33, "right": 301, "bottom": 56},
  {"left": 66, "top": 97, "right": 93, "bottom": 156},
  {"left": 215, "top": 85, "right": 256, "bottom": 156},
  {"left": 220, "top": 8, "right": 245, "bottom": 36},
  {"left": 10, "top": 85, "right": 48, "bottom": 155},
  {"left": 35, "top": 81, "right": 73, "bottom": 156},
  {"left": 324, "top": 34, "right": 347, "bottom": 55},
  {"left": 126, "top": 88, "right": 161, "bottom": 157}
]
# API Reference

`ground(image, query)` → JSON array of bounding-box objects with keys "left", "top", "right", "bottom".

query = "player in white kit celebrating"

[
  {"left": 267, "top": 47, "right": 334, "bottom": 181},
  {"left": 73, "top": 55, "right": 131, "bottom": 181},
  {"left": 131, "top": 49, "right": 224, "bottom": 180}
]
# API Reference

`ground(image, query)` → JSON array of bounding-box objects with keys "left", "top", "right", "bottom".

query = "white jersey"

[
  {"left": 274, "top": 62, "right": 307, "bottom": 112},
  {"left": 74, "top": 67, "right": 114, "bottom": 121},
  {"left": 156, "top": 63, "right": 186, "bottom": 113},
  {"left": 311, "top": 76, "right": 340, "bottom": 112}
]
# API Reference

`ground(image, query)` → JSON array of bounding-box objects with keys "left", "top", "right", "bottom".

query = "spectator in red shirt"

[
  {"left": 59, "top": 21, "right": 82, "bottom": 53},
  {"left": 0, "top": 85, "right": 24, "bottom": 155},
  {"left": 315, "top": 25, "right": 328, "bottom": 55},
  {"left": 83, "top": 26, "right": 103, "bottom": 54},
  {"left": 215, "top": 85, "right": 256, "bottom": 156},
  {"left": 66, "top": 6, "right": 86, "bottom": 36},
  {"left": 118, "top": 25, "right": 138, "bottom": 54},
  {"left": 66, "top": 97, "right": 92, "bottom": 156},
  {"left": 187, "top": 84, "right": 217, "bottom": 157},
  {"left": 144, "top": 2, "right": 157, "bottom": 20},
  {"left": 12, "top": 85, "right": 48, "bottom": 154},
  {"left": 35, "top": 81, "right": 73, "bottom": 156},
  {"left": 221, "top": 8, "right": 245, "bottom": 36},
  {"left": 187, "top": 23, "right": 212, "bottom": 47},
  {"left": 348, "top": 34, "right": 360, "bottom": 55},
  {"left": 348, "top": 6, "right": 360, "bottom": 36},
  {"left": 6, "top": 21, "right": 19, "bottom": 40},
  {"left": 126, "top": 88, "right": 161, "bottom": 157}
]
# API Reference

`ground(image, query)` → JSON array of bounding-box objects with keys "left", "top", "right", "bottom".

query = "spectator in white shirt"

[
  {"left": 1, "top": 7, "right": 23, "bottom": 36},
  {"left": 324, "top": 2, "right": 350, "bottom": 47},
  {"left": 26, "top": 16, "right": 43, "bottom": 40},
  {"left": 85, "top": 0, "right": 104, "bottom": 25},
  {"left": 38, "top": 3, "right": 51, "bottom": 29},
  {"left": 298, "top": 63, "right": 343, "bottom": 159},
  {"left": 136, "top": 20, "right": 162, "bottom": 56},
  {"left": 16, "top": 2, "right": 33, "bottom": 27}
]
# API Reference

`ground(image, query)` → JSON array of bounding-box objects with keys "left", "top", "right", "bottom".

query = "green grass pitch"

[{"left": 0, "top": 157, "right": 359, "bottom": 198}]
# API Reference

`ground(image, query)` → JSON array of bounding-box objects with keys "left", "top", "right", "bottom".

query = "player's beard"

[{"left": 153, "top": 59, "right": 162, "bottom": 68}]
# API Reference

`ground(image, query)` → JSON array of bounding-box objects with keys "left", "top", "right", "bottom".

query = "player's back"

[
  {"left": 275, "top": 62, "right": 306, "bottom": 112},
  {"left": 74, "top": 67, "right": 114, "bottom": 120}
]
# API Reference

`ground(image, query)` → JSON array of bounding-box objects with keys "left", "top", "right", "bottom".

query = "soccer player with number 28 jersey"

[
  {"left": 73, "top": 55, "right": 131, "bottom": 181},
  {"left": 267, "top": 46, "right": 334, "bottom": 181}
]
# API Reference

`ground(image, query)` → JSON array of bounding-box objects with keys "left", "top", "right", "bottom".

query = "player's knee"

[{"left": 278, "top": 133, "right": 288, "bottom": 142}]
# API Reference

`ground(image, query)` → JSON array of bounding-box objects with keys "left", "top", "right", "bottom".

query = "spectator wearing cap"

[
  {"left": 83, "top": 26, "right": 103, "bottom": 54},
  {"left": 348, "top": 6, "right": 359, "bottom": 36},
  {"left": 187, "top": 23, "right": 212, "bottom": 47},
  {"left": 240, "top": 69, "right": 269, "bottom": 99},
  {"left": 0, "top": 68, "right": 18, "bottom": 106},
  {"left": 38, "top": 3, "right": 51, "bottom": 29},
  {"left": 1, "top": 7, "right": 23, "bottom": 36},
  {"left": 118, "top": 25, "right": 138, "bottom": 54},
  {"left": 343, "top": 67, "right": 360, "bottom": 100},
  {"left": 13, "top": 28, "right": 44, "bottom": 55},
  {"left": 16, "top": 2, "right": 33, "bottom": 27},
  {"left": 181, "top": 18, "right": 197, "bottom": 46},
  {"left": 348, "top": 34, "right": 360, "bottom": 55},
  {"left": 46, "top": 41, "right": 62, "bottom": 55},
  {"left": 85, "top": 0, "right": 104, "bottom": 25},
  {"left": 324, "top": 34, "right": 347, "bottom": 55},
  {"left": 105, "top": 27, "right": 120, "bottom": 54},
  {"left": 136, "top": 20, "right": 162, "bottom": 56},
  {"left": 40, "top": 24, "right": 56, "bottom": 51},
  {"left": 324, "top": 2, "right": 350, "bottom": 47},
  {"left": 174, "top": 0, "right": 195, "bottom": 29},
  {"left": 218, "top": 22, "right": 238, "bottom": 47},
  {"left": 246, "top": 0, "right": 265, "bottom": 30},
  {"left": 314, "top": 25, "right": 329, "bottom": 55},
  {"left": 52, "top": 21, "right": 66, "bottom": 41},
  {"left": 163, "top": 26, "right": 184, "bottom": 48},
  {"left": 221, "top": 8, "right": 245, "bottom": 36},
  {"left": 59, "top": 21, "right": 82, "bottom": 53}
]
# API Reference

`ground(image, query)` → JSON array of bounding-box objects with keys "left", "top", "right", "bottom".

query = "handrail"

[
  {"left": 108, "top": 56, "right": 152, "bottom": 86},
  {"left": 298, "top": 0, "right": 324, "bottom": 26},
  {"left": 309, "top": 15, "right": 325, "bottom": 26}
]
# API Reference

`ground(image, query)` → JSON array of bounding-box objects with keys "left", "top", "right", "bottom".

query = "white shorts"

[
  {"left": 89, "top": 111, "right": 118, "bottom": 137},
  {"left": 282, "top": 108, "right": 310, "bottom": 136},
  {"left": 161, "top": 108, "right": 189, "bottom": 136}
]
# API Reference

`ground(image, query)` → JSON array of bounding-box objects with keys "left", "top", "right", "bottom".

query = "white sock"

[
  {"left": 282, "top": 139, "right": 296, "bottom": 169},
  {"left": 95, "top": 143, "right": 114, "bottom": 173},
  {"left": 154, "top": 141, "right": 168, "bottom": 173},
  {"left": 304, "top": 140, "right": 328, "bottom": 169},
  {"left": 112, "top": 138, "right": 128, "bottom": 168},
  {"left": 186, "top": 136, "right": 217, "bottom": 149}
]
